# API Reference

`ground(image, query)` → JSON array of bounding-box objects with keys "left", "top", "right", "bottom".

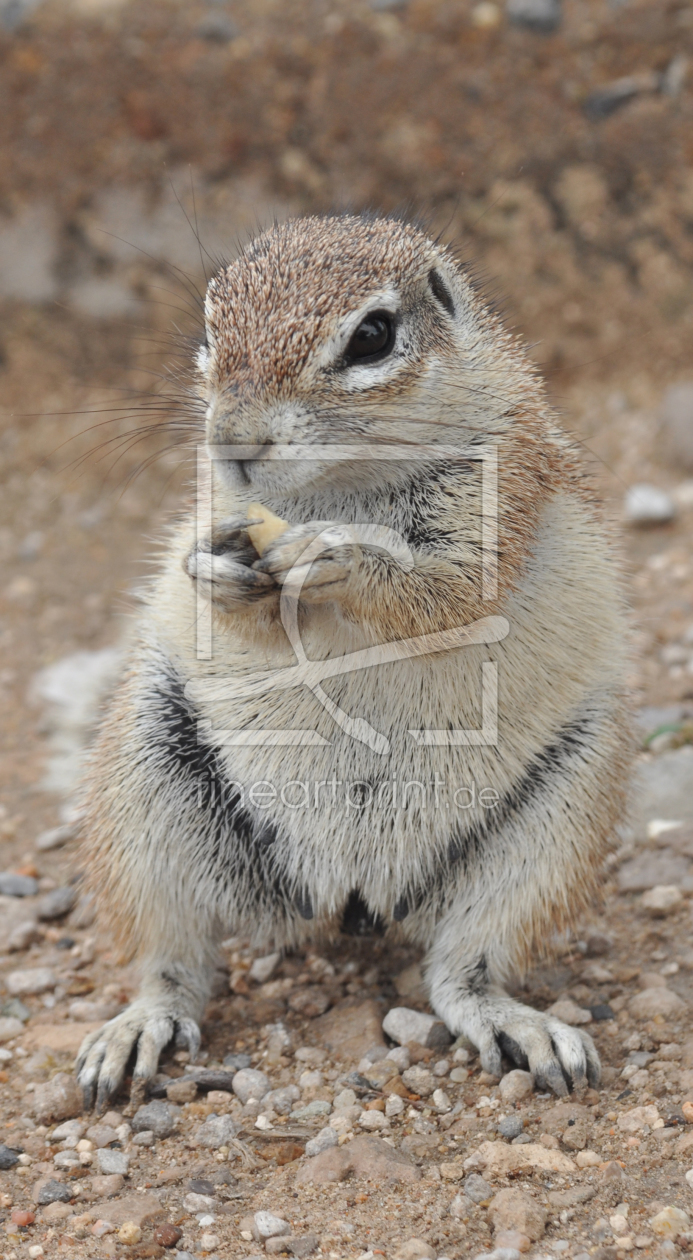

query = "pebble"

[
  {"left": 295, "top": 1133, "right": 421, "bottom": 1185},
  {"left": 86, "top": 1124, "right": 118, "bottom": 1148},
  {"left": 264, "top": 1085, "right": 301, "bottom": 1115},
  {"left": 32, "top": 1072, "right": 82, "bottom": 1123},
  {"left": 96, "top": 1148, "right": 129, "bottom": 1175},
  {"left": 166, "top": 1078, "right": 198, "bottom": 1104},
  {"left": 401, "top": 1065, "right": 436, "bottom": 1096},
  {"left": 36, "top": 1180, "right": 72, "bottom": 1205},
  {"left": 224, "top": 1052, "right": 253, "bottom": 1071},
  {"left": 254, "top": 1211, "right": 291, "bottom": 1240},
  {"left": 382, "top": 1007, "right": 451, "bottom": 1049},
  {"left": 184, "top": 1191, "right": 216, "bottom": 1212},
  {"left": 393, "top": 1240, "right": 436, "bottom": 1260},
  {"left": 629, "top": 987, "right": 686, "bottom": 1019},
  {"left": 624, "top": 484, "right": 676, "bottom": 525},
  {"left": 0, "top": 872, "right": 38, "bottom": 897},
  {"left": 90, "top": 1173, "right": 124, "bottom": 1195},
  {"left": 132, "top": 1100, "right": 175, "bottom": 1139},
  {"left": 641, "top": 885, "right": 683, "bottom": 916},
  {"left": 194, "top": 1113, "right": 239, "bottom": 1149},
  {"left": 132, "top": 1129, "right": 155, "bottom": 1146},
  {"left": 35, "top": 823, "right": 75, "bottom": 852},
  {"left": 546, "top": 998, "right": 592, "bottom": 1025},
  {"left": 315, "top": 998, "right": 386, "bottom": 1062},
  {"left": 465, "top": 1173, "right": 494, "bottom": 1202},
  {"left": 233, "top": 1068, "right": 270, "bottom": 1104},
  {"left": 650, "top": 1207, "right": 690, "bottom": 1237},
  {"left": 6, "top": 967, "right": 56, "bottom": 996},
  {"left": 386, "top": 1046, "right": 411, "bottom": 1071},
  {"left": 249, "top": 952, "right": 280, "bottom": 983},
  {"left": 288, "top": 987, "right": 331, "bottom": 1018},
  {"left": 0, "top": 1143, "right": 20, "bottom": 1169},
  {"left": 489, "top": 1189, "right": 546, "bottom": 1241},
  {"left": 305, "top": 1126, "right": 338, "bottom": 1157},
  {"left": 119, "top": 1222, "right": 142, "bottom": 1245},
  {"left": 292, "top": 1099, "right": 331, "bottom": 1121},
  {"left": 495, "top": 1232, "right": 531, "bottom": 1253},
  {"left": 506, "top": 0, "right": 560, "bottom": 31},
  {"left": 465, "top": 1141, "right": 575, "bottom": 1176},
  {"left": 8, "top": 919, "right": 42, "bottom": 950},
  {"left": 575, "top": 1150, "right": 601, "bottom": 1168},
  {"left": 37, "top": 885, "right": 77, "bottom": 920},
  {"left": 386, "top": 1094, "right": 405, "bottom": 1117},
  {"left": 661, "top": 383, "right": 693, "bottom": 471},
  {"left": 499, "top": 1115, "right": 524, "bottom": 1140},
  {"left": 499, "top": 1070, "right": 533, "bottom": 1104},
  {"left": 0, "top": 1016, "right": 24, "bottom": 1042},
  {"left": 359, "top": 1109, "right": 389, "bottom": 1131},
  {"left": 154, "top": 1224, "right": 183, "bottom": 1247}
]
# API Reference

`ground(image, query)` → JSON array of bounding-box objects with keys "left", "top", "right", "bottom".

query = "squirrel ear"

[{"left": 428, "top": 268, "right": 455, "bottom": 318}]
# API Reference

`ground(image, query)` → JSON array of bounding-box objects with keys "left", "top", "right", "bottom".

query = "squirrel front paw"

[
  {"left": 76, "top": 999, "right": 200, "bottom": 1112},
  {"left": 436, "top": 992, "right": 601, "bottom": 1097},
  {"left": 254, "top": 522, "right": 359, "bottom": 603},
  {"left": 185, "top": 515, "right": 277, "bottom": 611}
]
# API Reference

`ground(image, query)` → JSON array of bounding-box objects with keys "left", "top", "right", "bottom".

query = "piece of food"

[{"left": 247, "top": 502, "right": 289, "bottom": 555}]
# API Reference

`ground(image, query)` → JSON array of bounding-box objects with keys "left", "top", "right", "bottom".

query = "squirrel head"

[{"left": 198, "top": 213, "right": 538, "bottom": 497}]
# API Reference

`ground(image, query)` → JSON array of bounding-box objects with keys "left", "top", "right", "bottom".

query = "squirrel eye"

[{"left": 344, "top": 312, "right": 395, "bottom": 365}]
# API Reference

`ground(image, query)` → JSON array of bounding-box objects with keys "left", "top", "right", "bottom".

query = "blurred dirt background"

[{"left": 2, "top": 0, "right": 693, "bottom": 1257}]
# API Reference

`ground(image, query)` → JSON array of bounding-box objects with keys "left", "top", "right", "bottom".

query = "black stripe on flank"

[
  {"left": 395, "top": 714, "right": 593, "bottom": 919},
  {"left": 151, "top": 665, "right": 303, "bottom": 919}
]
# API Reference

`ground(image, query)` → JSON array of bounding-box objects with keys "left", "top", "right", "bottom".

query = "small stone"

[
  {"left": 386, "top": 1094, "right": 405, "bottom": 1117},
  {"left": 254, "top": 1211, "right": 291, "bottom": 1240},
  {"left": 296, "top": 1133, "right": 421, "bottom": 1185},
  {"left": 8, "top": 919, "right": 42, "bottom": 951},
  {"left": 249, "top": 953, "right": 281, "bottom": 984},
  {"left": 291, "top": 1099, "right": 332, "bottom": 1121},
  {"left": 96, "top": 1148, "right": 129, "bottom": 1175},
  {"left": 194, "top": 1114, "right": 238, "bottom": 1149},
  {"left": 287, "top": 1235, "right": 319, "bottom": 1258},
  {"left": 382, "top": 1007, "right": 451, "bottom": 1050},
  {"left": 661, "top": 384, "right": 693, "bottom": 471},
  {"left": 223, "top": 1052, "right": 252, "bottom": 1071},
  {"left": 440, "top": 1162, "right": 465, "bottom": 1181},
  {"left": 546, "top": 998, "right": 592, "bottom": 1025},
  {"left": 40, "top": 1200, "right": 73, "bottom": 1222},
  {"left": 499, "top": 1071, "right": 533, "bottom": 1104},
  {"left": 488, "top": 1189, "right": 546, "bottom": 1241},
  {"left": 92, "top": 1220, "right": 116, "bottom": 1237},
  {"left": 464, "top": 1173, "right": 494, "bottom": 1203},
  {"left": 90, "top": 1173, "right": 124, "bottom": 1196},
  {"left": 305, "top": 1127, "right": 338, "bottom": 1157},
  {"left": 401, "top": 1065, "right": 436, "bottom": 1097},
  {"left": 184, "top": 1191, "right": 216, "bottom": 1213},
  {"left": 200, "top": 1233, "right": 220, "bottom": 1252},
  {"left": 154, "top": 1223, "right": 183, "bottom": 1248},
  {"left": 463, "top": 1141, "right": 575, "bottom": 1176},
  {"left": 432, "top": 1088, "right": 451, "bottom": 1112},
  {"left": 32, "top": 1073, "right": 82, "bottom": 1124},
  {"left": 624, "top": 485, "right": 676, "bottom": 526},
  {"left": 233, "top": 1068, "right": 270, "bottom": 1104},
  {"left": 132, "top": 1129, "right": 155, "bottom": 1147},
  {"left": 86, "top": 1123, "right": 118, "bottom": 1148},
  {"left": 314, "top": 998, "right": 386, "bottom": 1062},
  {"left": 642, "top": 885, "right": 684, "bottom": 916},
  {"left": 36, "top": 1179, "right": 73, "bottom": 1205},
  {"left": 119, "top": 1221, "right": 142, "bottom": 1245},
  {"left": 0, "top": 1016, "right": 24, "bottom": 1042},
  {"left": 0, "top": 1144, "right": 20, "bottom": 1169},
  {"left": 393, "top": 1239, "right": 436, "bottom": 1260},
  {"left": 166, "top": 1078, "right": 197, "bottom": 1104},
  {"left": 132, "top": 1100, "right": 175, "bottom": 1139},
  {"left": 359, "top": 1109, "right": 389, "bottom": 1131},
  {"left": 35, "top": 824, "right": 75, "bottom": 852},
  {"left": 601, "top": 1160, "right": 626, "bottom": 1182},
  {"left": 0, "top": 872, "right": 38, "bottom": 896},
  {"left": 506, "top": 0, "right": 560, "bottom": 31},
  {"left": 37, "top": 885, "right": 77, "bottom": 920},
  {"left": 575, "top": 1150, "right": 602, "bottom": 1168},
  {"left": 88, "top": 1191, "right": 164, "bottom": 1229},
  {"left": 495, "top": 1232, "right": 531, "bottom": 1253},
  {"left": 288, "top": 986, "right": 331, "bottom": 1018},
  {"left": 629, "top": 988, "right": 686, "bottom": 1019},
  {"left": 649, "top": 1207, "right": 690, "bottom": 1238},
  {"left": 264, "top": 1085, "right": 301, "bottom": 1115},
  {"left": 6, "top": 967, "right": 57, "bottom": 996},
  {"left": 499, "top": 1116, "right": 524, "bottom": 1140}
]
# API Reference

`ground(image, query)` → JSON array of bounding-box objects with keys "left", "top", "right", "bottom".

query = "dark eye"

[{"left": 344, "top": 312, "right": 395, "bottom": 365}]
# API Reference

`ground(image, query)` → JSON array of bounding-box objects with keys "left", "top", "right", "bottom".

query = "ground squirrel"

[{"left": 77, "top": 213, "right": 630, "bottom": 1110}]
